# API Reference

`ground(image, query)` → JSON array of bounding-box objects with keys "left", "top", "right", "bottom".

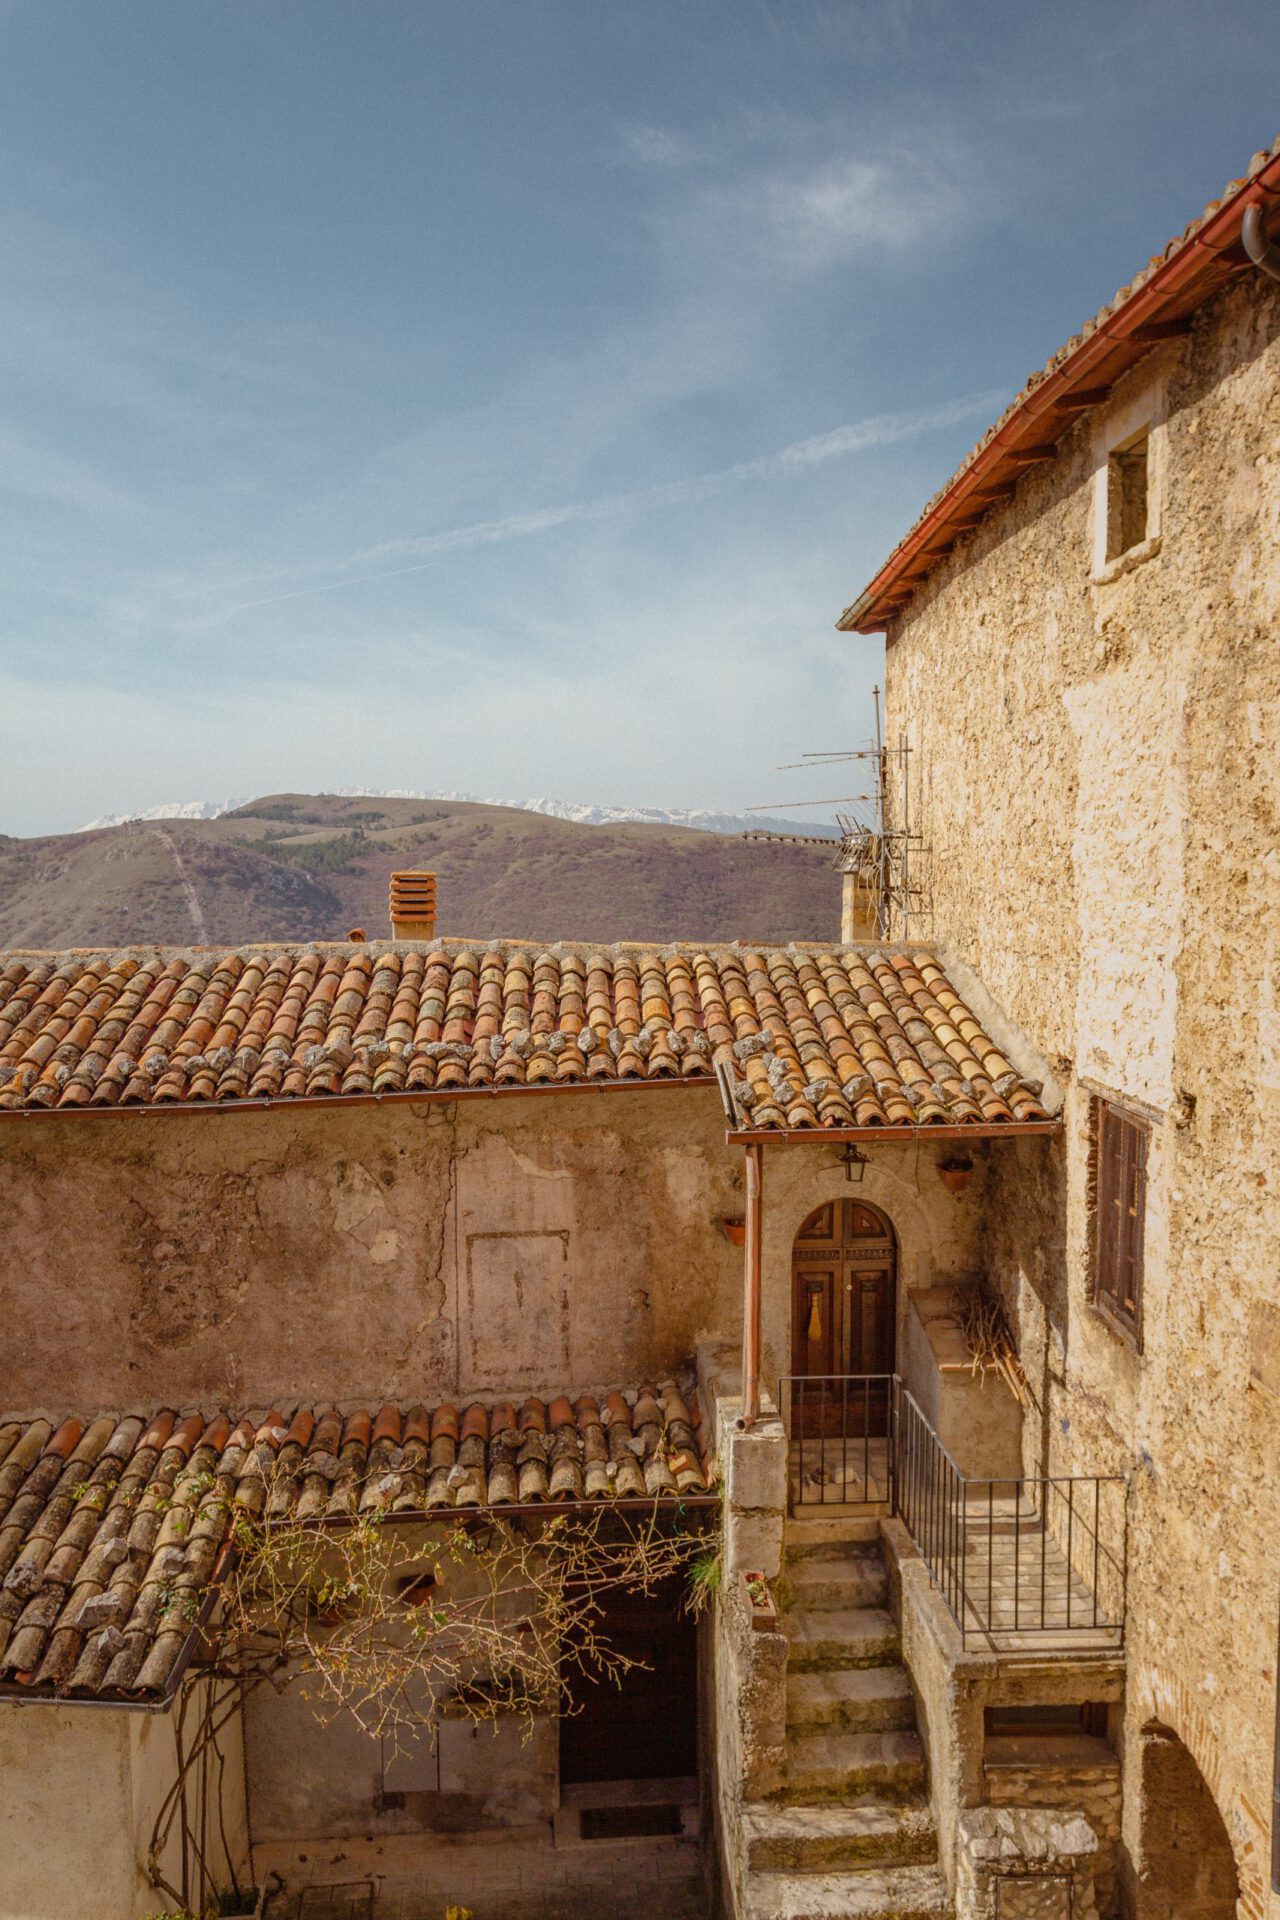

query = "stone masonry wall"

[
  {"left": 883, "top": 266, "right": 1280, "bottom": 1916},
  {"left": 986, "top": 1764, "right": 1121, "bottom": 1918}
]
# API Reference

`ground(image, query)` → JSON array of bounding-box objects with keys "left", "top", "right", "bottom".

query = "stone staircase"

[{"left": 740, "top": 1518, "right": 952, "bottom": 1920}]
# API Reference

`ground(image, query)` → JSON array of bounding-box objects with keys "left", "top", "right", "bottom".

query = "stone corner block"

[{"left": 724, "top": 1426, "right": 787, "bottom": 1514}]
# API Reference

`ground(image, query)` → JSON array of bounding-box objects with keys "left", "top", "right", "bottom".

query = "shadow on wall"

[
  {"left": 982, "top": 1130, "right": 1069, "bottom": 1480},
  {"left": 1128, "top": 1721, "right": 1240, "bottom": 1920}
]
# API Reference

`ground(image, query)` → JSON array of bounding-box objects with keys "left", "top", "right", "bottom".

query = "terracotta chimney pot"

[{"left": 389, "top": 871, "right": 437, "bottom": 941}]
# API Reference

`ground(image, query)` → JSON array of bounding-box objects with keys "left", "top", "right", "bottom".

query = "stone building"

[
  {"left": 1, "top": 140, "right": 1277, "bottom": 1920},
  {"left": 0, "top": 929, "right": 1069, "bottom": 1920},
  {"left": 838, "top": 137, "right": 1280, "bottom": 1919}
]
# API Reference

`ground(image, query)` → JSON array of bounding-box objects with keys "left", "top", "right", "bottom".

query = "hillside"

[{"left": 0, "top": 793, "right": 842, "bottom": 950}]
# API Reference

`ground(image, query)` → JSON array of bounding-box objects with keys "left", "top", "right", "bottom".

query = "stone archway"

[{"left": 1134, "top": 1721, "right": 1240, "bottom": 1920}]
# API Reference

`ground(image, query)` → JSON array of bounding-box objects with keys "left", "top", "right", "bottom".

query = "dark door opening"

[
  {"left": 790, "top": 1198, "right": 896, "bottom": 1436},
  {"left": 559, "top": 1579, "right": 697, "bottom": 1785}
]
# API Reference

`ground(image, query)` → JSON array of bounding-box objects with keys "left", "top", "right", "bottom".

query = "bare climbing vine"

[{"left": 147, "top": 1491, "right": 718, "bottom": 1917}]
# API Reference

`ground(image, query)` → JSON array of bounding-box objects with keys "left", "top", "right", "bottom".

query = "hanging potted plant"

[
  {"left": 216, "top": 1883, "right": 266, "bottom": 1919},
  {"left": 937, "top": 1156, "right": 974, "bottom": 1194},
  {"left": 720, "top": 1216, "right": 747, "bottom": 1248}
]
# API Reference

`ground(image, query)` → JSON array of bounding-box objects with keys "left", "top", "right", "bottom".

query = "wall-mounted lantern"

[{"left": 836, "top": 1142, "right": 870, "bottom": 1183}]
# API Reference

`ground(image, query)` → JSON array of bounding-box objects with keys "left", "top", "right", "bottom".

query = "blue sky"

[{"left": 1, "top": 1, "right": 1277, "bottom": 835}]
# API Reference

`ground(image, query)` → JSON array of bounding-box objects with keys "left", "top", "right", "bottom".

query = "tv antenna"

[{"left": 744, "top": 686, "right": 932, "bottom": 941}]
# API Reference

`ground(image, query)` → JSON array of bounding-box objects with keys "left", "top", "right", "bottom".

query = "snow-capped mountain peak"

[{"left": 77, "top": 790, "right": 838, "bottom": 840}]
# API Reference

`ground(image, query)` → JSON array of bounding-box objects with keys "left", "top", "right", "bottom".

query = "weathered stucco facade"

[
  {"left": 881, "top": 261, "right": 1280, "bottom": 1916},
  {"left": 0, "top": 1058, "right": 1018, "bottom": 1919},
  {"left": 2, "top": 1087, "right": 741, "bottom": 1412},
  {"left": 1, "top": 1083, "right": 996, "bottom": 1420}
]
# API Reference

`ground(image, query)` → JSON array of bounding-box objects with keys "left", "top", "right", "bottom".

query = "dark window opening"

[
  {"left": 1106, "top": 429, "right": 1150, "bottom": 560},
  {"left": 1090, "top": 1097, "right": 1148, "bottom": 1348},
  {"left": 395, "top": 1571, "right": 438, "bottom": 1606},
  {"left": 985, "top": 1703, "right": 1109, "bottom": 1736},
  {"left": 579, "top": 1804, "right": 684, "bottom": 1840}
]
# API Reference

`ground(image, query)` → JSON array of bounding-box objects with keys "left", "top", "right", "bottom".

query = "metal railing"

[
  {"left": 781, "top": 1372, "right": 1127, "bottom": 1651},
  {"left": 780, "top": 1374, "right": 895, "bottom": 1508}
]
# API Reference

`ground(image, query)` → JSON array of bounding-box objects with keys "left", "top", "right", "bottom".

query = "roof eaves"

[{"left": 840, "top": 139, "right": 1280, "bottom": 634}]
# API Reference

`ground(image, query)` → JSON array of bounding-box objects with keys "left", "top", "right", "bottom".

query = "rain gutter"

[
  {"left": 0, "top": 1074, "right": 711, "bottom": 1127},
  {"left": 724, "top": 1119, "right": 1059, "bottom": 1145}
]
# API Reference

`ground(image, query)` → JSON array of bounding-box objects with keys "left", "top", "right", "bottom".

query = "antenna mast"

[{"left": 747, "top": 686, "right": 931, "bottom": 941}]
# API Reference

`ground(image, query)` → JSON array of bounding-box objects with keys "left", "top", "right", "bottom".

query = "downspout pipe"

[
  {"left": 741, "top": 1143, "right": 763, "bottom": 1429},
  {"left": 1273, "top": 1584, "right": 1280, "bottom": 1893},
  {"left": 1243, "top": 204, "right": 1280, "bottom": 283}
]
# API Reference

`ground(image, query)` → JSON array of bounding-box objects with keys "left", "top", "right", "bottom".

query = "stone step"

[
  {"left": 743, "top": 1801, "right": 937, "bottom": 1873},
  {"left": 786, "top": 1514, "right": 884, "bottom": 1553},
  {"left": 782, "top": 1729, "right": 926, "bottom": 1803},
  {"left": 786, "top": 1606, "right": 901, "bottom": 1671},
  {"left": 743, "top": 1862, "right": 953, "bottom": 1920},
  {"left": 787, "top": 1665, "right": 916, "bottom": 1734},
  {"left": 784, "top": 1551, "right": 889, "bottom": 1612}
]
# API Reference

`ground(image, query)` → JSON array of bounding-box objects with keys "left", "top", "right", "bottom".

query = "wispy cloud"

[
  {"left": 620, "top": 123, "right": 703, "bottom": 169},
  {"left": 212, "top": 391, "right": 1002, "bottom": 620},
  {"left": 701, "top": 151, "right": 956, "bottom": 272},
  {"left": 0, "top": 425, "right": 140, "bottom": 518}
]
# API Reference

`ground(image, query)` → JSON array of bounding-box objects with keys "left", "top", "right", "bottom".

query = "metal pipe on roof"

[
  {"left": 1243, "top": 204, "right": 1280, "bottom": 283},
  {"left": 741, "top": 1143, "right": 764, "bottom": 1430}
]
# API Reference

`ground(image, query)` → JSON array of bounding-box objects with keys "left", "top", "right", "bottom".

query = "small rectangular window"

[
  {"left": 1106, "top": 429, "right": 1150, "bottom": 560},
  {"left": 1090, "top": 1098, "right": 1148, "bottom": 1346}
]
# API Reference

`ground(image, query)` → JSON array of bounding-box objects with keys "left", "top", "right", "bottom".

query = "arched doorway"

[
  {"left": 1134, "top": 1723, "right": 1239, "bottom": 1919},
  {"left": 790, "top": 1199, "right": 896, "bottom": 1440}
]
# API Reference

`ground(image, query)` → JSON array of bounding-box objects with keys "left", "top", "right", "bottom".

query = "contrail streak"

[{"left": 216, "top": 391, "right": 1003, "bottom": 620}]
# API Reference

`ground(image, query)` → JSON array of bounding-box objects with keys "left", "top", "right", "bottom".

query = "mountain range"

[
  {"left": 79, "top": 789, "right": 839, "bottom": 841},
  {"left": 3, "top": 791, "right": 843, "bottom": 951}
]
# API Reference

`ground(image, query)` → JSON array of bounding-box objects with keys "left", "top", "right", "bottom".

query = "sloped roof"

[
  {"left": 840, "top": 136, "right": 1280, "bottom": 632},
  {"left": 0, "top": 940, "right": 1049, "bottom": 1131},
  {"left": 0, "top": 1383, "right": 712, "bottom": 1703}
]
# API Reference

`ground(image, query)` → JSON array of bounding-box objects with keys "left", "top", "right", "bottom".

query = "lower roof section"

[
  {"left": 0, "top": 938, "right": 1050, "bottom": 1132},
  {"left": 0, "top": 1382, "right": 711, "bottom": 1706}
]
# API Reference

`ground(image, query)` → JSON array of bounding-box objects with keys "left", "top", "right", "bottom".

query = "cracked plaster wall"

[
  {"left": 0, "top": 1087, "right": 748, "bottom": 1410},
  {"left": 884, "top": 269, "right": 1280, "bottom": 1918}
]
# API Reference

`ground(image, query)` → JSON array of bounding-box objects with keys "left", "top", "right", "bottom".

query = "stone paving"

[
  {"left": 788, "top": 1456, "right": 1122, "bottom": 1655},
  {"left": 954, "top": 1497, "right": 1123, "bottom": 1654},
  {"left": 789, "top": 1439, "right": 892, "bottom": 1508}
]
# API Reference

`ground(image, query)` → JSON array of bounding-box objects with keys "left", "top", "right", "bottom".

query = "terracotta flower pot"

[
  {"left": 937, "top": 1160, "right": 974, "bottom": 1194},
  {"left": 721, "top": 1217, "right": 747, "bottom": 1247}
]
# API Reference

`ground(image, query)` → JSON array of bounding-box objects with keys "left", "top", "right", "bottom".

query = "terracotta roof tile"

[
  {"left": 0, "top": 940, "right": 1047, "bottom": 1130},
  {"left": 0, "top": 1384, "right": 713, "bottom": 1702}
]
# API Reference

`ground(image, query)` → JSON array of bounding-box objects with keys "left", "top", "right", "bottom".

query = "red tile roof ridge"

[
  {"left": 841, "top": 136, "right": 1280, "bottom": 632},
  {"left": 4, "top": 936, "right": 950, "bottom": 962}
]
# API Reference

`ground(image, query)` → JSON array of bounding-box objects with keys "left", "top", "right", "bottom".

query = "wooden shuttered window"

[{"left": 1092, "top": 1099, "right": 1148, "bottom": 1345}]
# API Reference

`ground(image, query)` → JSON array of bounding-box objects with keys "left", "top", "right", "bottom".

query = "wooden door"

[
  {"left": 790, "top": 1200, "right": 895, "bottom": 1436},
  {"left": 559, "top": 1581, "right": 697, "bottom": 1785}
]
